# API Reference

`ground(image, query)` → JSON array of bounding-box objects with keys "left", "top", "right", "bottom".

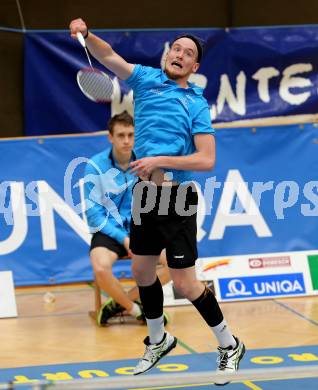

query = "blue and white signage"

[
  {"left": 1, "top": 123, "right": 318, "bottom": 288},
  {"left": 219, "top": 273, "right": 306, "bottom": 300},
  {"left": 25, "top": 26, "right": 318, "bottom": 136}
]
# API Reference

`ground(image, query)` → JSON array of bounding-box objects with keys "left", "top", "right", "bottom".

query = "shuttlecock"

[{"left": 43, "top": 291, "right": 56, "bottom": 303}]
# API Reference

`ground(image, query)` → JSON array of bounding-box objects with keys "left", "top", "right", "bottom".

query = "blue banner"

[
  {"left": 219, "top": 273, "right": 306, "bottom": 300},
  {"left": 24, "top": 26, "right": 318, "bottom": 136},
  {"left": 1, "top": 123, "right": 318, "bottom": 286},
  {"left": 0, "top": 134, "right": 105, "bottom": 285}
]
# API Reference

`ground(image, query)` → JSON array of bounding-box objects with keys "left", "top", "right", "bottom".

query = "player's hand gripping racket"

[{"left": 76, "top": 32, "right": 114, "bottom": 103}]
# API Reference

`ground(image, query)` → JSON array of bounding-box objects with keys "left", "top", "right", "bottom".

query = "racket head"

[{"left": 77, "top": 67, "right": 114, "bottom": 103}]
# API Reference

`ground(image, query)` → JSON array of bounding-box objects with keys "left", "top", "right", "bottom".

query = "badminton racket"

[{"left": 76, "top": 32, "right": 114, "bottom": 103}]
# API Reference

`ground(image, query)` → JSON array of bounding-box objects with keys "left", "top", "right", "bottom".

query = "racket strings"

[{"left": 77, "top": 69, "right": 114, "bottom": 102}]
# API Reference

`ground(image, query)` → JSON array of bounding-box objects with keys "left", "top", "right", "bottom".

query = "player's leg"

[
  {"left": 132, "top": 254, "right": 177, "bottom": 375},
  {"left": 126, "top": 250, "right": 171, "bottom": 301},
  {"left": 130, "top": 181, "right": 177, "bottom": 374},
  {"left": 170, "top": 266, "right": 245, "bottom": 384},
  {"left": 90, "top": 247, "right": 135, "bottom": 312},
  {"left": 90, "top": 234, "right": 143, "bottom": 323},
  {"left": 132, "top": 254, "right": 162, "bottom": 337},
  {"left": 166, "top": 184, "right": 245, "bottom": 385},
  {"left": 169, "top": 265, "right": 237, "bottom": 345},
  {"left": 124, "top": 250, "right": 171, "bottom": 324}
]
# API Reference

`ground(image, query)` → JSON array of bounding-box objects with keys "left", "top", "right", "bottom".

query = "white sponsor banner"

[
  {"left": 163, "top": 250, "right": 318, "bottom": 306},
  {"left": 196, "top": 251, "right": 303, "bottom": 280}
]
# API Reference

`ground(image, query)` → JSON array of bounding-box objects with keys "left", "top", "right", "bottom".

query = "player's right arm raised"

[{"left": 69, "top": 18, "right": 134, "bottom": 80}]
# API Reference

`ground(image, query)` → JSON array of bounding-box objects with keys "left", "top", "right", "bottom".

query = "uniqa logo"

[
  {"left": 254, "top": 280, "right": 303, "bottom": 294},
  {"left": 225, "top": 277, "right": 304, "bottom": 297},
  {"left": 226, "top": 279, "right": 252, "bottom": 297}
]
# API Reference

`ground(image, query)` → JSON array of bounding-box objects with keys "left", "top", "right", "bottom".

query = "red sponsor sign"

[{"left": 249, "top": 256, "right": 291, "bottom": 269}]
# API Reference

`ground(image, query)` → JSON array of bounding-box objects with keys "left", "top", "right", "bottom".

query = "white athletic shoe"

[
  {"left": 214, "top": 336, "right": 246, "bottom": 386},
  {"left": 134, "top": 332, "right": 178, "bottom": 375}
]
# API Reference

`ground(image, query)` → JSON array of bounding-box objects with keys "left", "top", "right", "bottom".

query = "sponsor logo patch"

[
  {"left": 249, "top": 256, "right": 291, "bottom": 269},
  {"left": 203, "top": 259, "right": 231, "bottom": 272}
]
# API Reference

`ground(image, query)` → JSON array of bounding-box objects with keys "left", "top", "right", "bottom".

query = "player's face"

[
  {"left": 165, "top": 38, "right": 200, "bottom": 83},
  {"left": 109, "top": 124, "right": 134, "bottom": 156}
]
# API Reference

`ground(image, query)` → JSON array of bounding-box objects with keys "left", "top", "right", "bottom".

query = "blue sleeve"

[
  {"left": 124, "top": 64, "right": 149, "bottom": 91},
  {"left": 84, "top": 162, "right": 128, "bottom": 245},
  {"left": 192, "top": 104, "right": 215, "bottom": 136}
]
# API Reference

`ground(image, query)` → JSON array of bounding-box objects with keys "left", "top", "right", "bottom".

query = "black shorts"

[
  {"left": 90, "top": 232, "right": 128, "bottom": 258},
  {"left": 130, "top": 181, "right": 198, "bottom": 269}
]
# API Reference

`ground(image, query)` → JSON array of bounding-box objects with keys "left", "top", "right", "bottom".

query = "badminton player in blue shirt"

[{"left": 70, "top": 19, "right": 245, "bottom": 385}]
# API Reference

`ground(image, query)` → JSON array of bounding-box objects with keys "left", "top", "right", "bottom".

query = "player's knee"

[
  {"left": 94, "top": 263, "right": 112, "bottom": 278},
  {"left": 173, "top": 279, "right": 192, "bottom": 298},
  {"left": 132, "top": 262, "right": 155, "bottom": 285}
]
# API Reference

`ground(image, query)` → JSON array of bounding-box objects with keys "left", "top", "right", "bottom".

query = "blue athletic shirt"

[
  {"left": 84, "top": 148, "right": 136, "bottom": 244},
  {"left": 125, "top": 65, "right": 215, "bottom": 183}
]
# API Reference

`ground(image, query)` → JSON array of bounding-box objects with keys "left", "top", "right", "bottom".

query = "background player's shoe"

[
  {"left": 134, "top": 331, "right": 177, "bottom": 375},
  {"left": 134, "top": 300, "right": 170, "bottom": 325},
  {"left": 134, "top": 300, "right": 146, "bottom": 321},
  {"left": 214, "top": 336, "right": 245, "bottom": 386},
  {"left": 97, "top": 297, "right": 124, "bottom": 326}
]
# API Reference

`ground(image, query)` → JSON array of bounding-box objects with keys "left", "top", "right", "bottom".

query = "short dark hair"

[
  {"left": 107, "top": 110, "right": 134, "bottom": 134},
  {"left": 171, "top": 34, "right": 204, "bottom": 62}
]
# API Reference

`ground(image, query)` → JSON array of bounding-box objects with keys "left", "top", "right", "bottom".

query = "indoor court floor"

[{"left": 0, "top": 283, "right": 318, "bottom": 389}]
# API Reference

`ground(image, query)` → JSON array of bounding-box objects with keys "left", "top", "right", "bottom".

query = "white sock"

[
  {"left": 211, "top": 319, "right": 236, "bottom": 348},
  {"left": 147, "top": 315, "right": 165, "bottom": 344},
  {"left": 128, "top": 302, "right": 142, "bottom": 318}
]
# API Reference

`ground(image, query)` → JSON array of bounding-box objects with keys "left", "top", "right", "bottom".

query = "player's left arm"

[{"left": 130, "top": 133, "right": 215, "bottom": 175}]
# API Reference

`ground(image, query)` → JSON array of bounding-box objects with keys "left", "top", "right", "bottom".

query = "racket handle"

[{"left": 76, "top": 32, "right": 86, "bottom": 48}]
